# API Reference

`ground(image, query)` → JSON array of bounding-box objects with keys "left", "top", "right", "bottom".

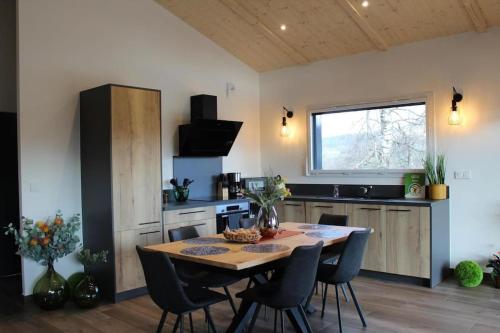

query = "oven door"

[{"left": 216, "top": 210, "right": 249, "bottom": 233}]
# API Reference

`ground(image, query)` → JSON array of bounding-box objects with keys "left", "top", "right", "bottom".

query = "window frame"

[{"left": 306, "top": 94, "right": 435, "bottom": 178}]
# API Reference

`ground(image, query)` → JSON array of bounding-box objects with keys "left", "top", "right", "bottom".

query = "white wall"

[
  {"left": 260, "top": 28, "right": 500, "bottom": 267},
  {"left": 0, "top": 0, "right": 16, "bottom": 113},
  {"left": 17, "top": 0, "right": 260, "bottom": 295}
]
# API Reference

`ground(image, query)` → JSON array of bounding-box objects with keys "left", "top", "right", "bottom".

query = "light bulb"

[
  {"left": 280, "top": 24, "right": 287, "bottom": 31},
  {"left": 448, "top": 108, "right": 462, "bottom": 125},
  {"left": 280, "top": 125, "right": 290, "bottom": 137},
  {"left": 361, "top": 0, "right": 369, "bottom": 7}
]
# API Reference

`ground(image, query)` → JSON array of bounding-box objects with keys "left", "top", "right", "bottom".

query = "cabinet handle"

[
  {"left": 313, "top": 205, "right": 334, "bottom": 209},
  {"left": 387, "top": 209, "right": 411, "bottom": 212},
  {"left": 139, "top": 221, "right": 160, "bottom": 226},
  {"left": 179, "top": 210, "right": 206, "bottom": 215},
  {"left": 359, "top": 207, "right": 381, "bottom": 211},
  {"left": 139, "top": 230, "right": 161, "bottom": 236},
  {"left": 284, "top": 203, "right": 302, "bottom": 207}
]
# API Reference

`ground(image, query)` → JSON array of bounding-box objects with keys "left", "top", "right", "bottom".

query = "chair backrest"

[
  {"left": 135, "top": 246, "right": 192, "bottom": 313},
  {"left": 333, "top": 229, "right": 371, "bottom": 283},
  {"left": 168, "top": 226, "right": 199, "bottom": 242},
  {"left": 279, "top": 241, "right": 323, "bottom": 305},
  {"left": 318, "top": 214, "right": 348, "bottom": 227},
  {"left": 239, "top": 217, "right": 256, "bottom": 229}
]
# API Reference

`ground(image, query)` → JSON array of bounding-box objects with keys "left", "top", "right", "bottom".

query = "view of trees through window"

[{"left": 312, "top": 103, "right": 426, "bottom": 171}]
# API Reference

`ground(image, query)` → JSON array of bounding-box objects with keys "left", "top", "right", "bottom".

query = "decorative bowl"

[{"left": 223, "top": 227, "right": 261, "bottom": 243}]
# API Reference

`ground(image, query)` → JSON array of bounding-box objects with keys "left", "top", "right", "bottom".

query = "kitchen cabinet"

[
  {"left": 164, "top": 219, "right": 216, "bottom": 241},
  {"left": 163, "top": 205, "right": 217, "bottom": 240},
  {"left": 276, "top": 201, "right": 306, "bottom": 223},
  {"left": 80, "top": 84, "right": 162, "bottom": 301},
  {"left": 307, "top": 202, "right": 347, "bottom": 224},
  {"left": 386, "top": 206, "right": 430, "bottom": 278},
  {"left": 348, "top": 204, "right": 387, "bottom": 272}
]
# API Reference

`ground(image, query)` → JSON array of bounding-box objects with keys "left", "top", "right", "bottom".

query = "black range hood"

[{"left": 178, "top": 95, "right": 243, "bottom": 157}]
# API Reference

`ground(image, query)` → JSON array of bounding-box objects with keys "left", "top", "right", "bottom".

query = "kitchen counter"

[
  {"left": 163, "top": 198, "right": 249, "bottom": 211},
  {"left": 285, "top": 194, "right": 445, "bottom": 207}
]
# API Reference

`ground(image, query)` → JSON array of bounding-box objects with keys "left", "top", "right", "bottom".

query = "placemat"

[
  {"left": 260, "top": 229, "right": 303, "bottom": 242},
  {"left": 180, "top": 246, "right": 230, "bottom": 256},
  {"left": 298, "top": 224, "right": 332, "bottom": 230},
  {"left": 305, "top": 231, "right": 347, "bottom": 239},
  {"left": 183, "top": 237, "right": 226, "bottom": 245},
  {"left": 242, "top": 244, "right": 290, "bottom": 253}
]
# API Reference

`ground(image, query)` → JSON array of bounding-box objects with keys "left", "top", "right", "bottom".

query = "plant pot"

[
  {"left": 257, "top": 206, "right": 279, "bottom": 237},
  {"left": 492, "top": 271, "right": 500, "bottom": 289},
  {"left": 73, "top": 274, "right": 101, "bottom": 308},
  {"left": 33, "top": 263, "right": 70, "bottom": 310},
  {"left": 174, "top": 187, "right": 189, "bottom": 202},
  {"left": 429, "top": 184, "right": 447, "bottom": 200}
]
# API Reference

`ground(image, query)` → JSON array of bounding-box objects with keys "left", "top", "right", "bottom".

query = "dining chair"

[
  {"left": 318, "top": 213, "right": 350, "bottom": 302},
  {"left": 236, "top": 241, "right": 324, "bottom": 333},
  {"left": 316, "top": 229, "right": 371, "bottom": 333},
  {"left": 168, "top": 226, "right": 241, "bottom": 315},
  {"left": 136, "top": 246, "right": 227, "bottom": 333}
]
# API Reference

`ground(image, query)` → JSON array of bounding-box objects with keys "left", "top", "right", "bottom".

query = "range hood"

[{"left": 178, "top": 95, "right": 243, "bottom": 157}]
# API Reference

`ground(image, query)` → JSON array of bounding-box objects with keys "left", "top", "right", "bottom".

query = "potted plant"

[
  {"left": 244, "top": 175, "right": 291, "bottom": 237},
  {"left": 73, "top": 248, "right": 108, "bottom": 308},
  {"left": 487, "top": 252, "right": 500, "bottom": 288},
  {"left": 424, "top": 153, "right": 447, "bottom": 200},
  {"left": 4, "top": 211, "right": 81, "bottom": 310},
  {"left": 170, "top": 178, "right": 194, "bottom": 202}
]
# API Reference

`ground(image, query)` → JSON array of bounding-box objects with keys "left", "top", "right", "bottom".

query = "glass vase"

[
  {"left": 73, "top": 273, "right": 101, "bottom": 308},
  {"left": 257, "top": 205, "right": 279, "bottom": 237},
  {"left": 174, "top": 187, "right": 189, "bottom": 202},
  {"left": 33, "top": 263, "right": 70, "bottom": 310}
]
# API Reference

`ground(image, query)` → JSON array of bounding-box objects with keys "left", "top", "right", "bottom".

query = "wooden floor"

[{"left": 1, "top": 276, "right": 500, "bottom": 333}]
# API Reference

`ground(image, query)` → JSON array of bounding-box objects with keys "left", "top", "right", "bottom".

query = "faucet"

[{"left": 360, "top": 185, "right": 373, "bottom": 198}]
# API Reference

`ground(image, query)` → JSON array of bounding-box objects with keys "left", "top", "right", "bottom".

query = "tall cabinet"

[{"left": 80, "top": 84, "right": 162, "bottom": 302}]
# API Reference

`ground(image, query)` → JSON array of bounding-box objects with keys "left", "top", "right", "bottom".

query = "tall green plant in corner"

[{"left": 423, "top": 153, "right": 447, "bottom": 200}]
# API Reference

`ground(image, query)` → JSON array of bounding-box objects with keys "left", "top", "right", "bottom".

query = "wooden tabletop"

[{"left": 146, "top": 222, "right": 365, "bottom": 271}]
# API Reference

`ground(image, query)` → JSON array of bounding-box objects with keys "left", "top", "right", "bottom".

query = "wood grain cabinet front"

[
  {"left": 163, "top": 218, "right": 217, "bottom": 241},
  {"left": 307, "top": 202, "right": 347, "bottom": 224},
  {"left": 277, "top": 201, "right": 307, "bottom": 223}
]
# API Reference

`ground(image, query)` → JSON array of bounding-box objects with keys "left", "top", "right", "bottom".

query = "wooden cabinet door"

[
  {"left": 307, "top": 202, "right": 347, "bottom": 224},
  {"left": 386, "top": 206, "right": 430, "bottom": 278},
  {"left": 111, "top": 86, "right": 161, "bottom": 231},
  {"left": 115, "top": 226, "right": 162, "bottom": 293},
  {"left": 280, "top": 201, "right": 306, "bottom": 223},
  {"left": 350, "top": 204, "right": 386, "bottom": 272},
  {"left": 163, "top": 218, "right": 217, "bottom": 242}
]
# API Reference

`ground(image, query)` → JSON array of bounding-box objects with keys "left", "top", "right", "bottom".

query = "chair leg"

[
  {"left": 315, "top": 281, "right": 318, "bottom": 295},
  {"left": 347, "top": 282, "right": 367, "bottom": 327},
  {"left": 247, "top": 303, "right": 262, "bottom": 333},
  {"left": 172, "top": 315, "right": 180, "bottom": 333},
  {"left": 280, "top": 310, "right": 285, "bottom": 333},
  {"left": 189, "top": 313, "right": 194, "bottom": 333},
  {"left": 321, "top": 283, "right": 329, "bottom": 319},
  {"left": 297, "top": 306, "right": 313, "bottom": 333},
  {"left": 340, "top": 284, "right": 350, "bottom": 303},
  {"left": 274, "top": 309, "right": 278, "bottom": 333},
  {"left": 204, "top": 307, "right": 217, "bottom": 333},
  {"left": 335, "top": 285, "right": 342, "bottom": 333},
  {"left": 157, "top": 311, "right": 168, "bottom": 333},
  {"left": 179, "top": 314, "right": 184, "bottom": 333},
  {"left": 246, "top": 278, "right": 252, "bottom": 289},
  {"left": 223, "top": 286, "right": 238, "bottom": 315}
]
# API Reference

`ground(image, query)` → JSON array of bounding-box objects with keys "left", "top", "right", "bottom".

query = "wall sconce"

[
  {"left": 449, "top": 87, "right": 463, "bottom": 126},
  {"left": 281, "top": 106, "right": 294, "bottom": 137}
]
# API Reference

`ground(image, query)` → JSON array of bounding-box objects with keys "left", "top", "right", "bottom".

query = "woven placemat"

[
  {"left": 305, "top": 231, "right": 346, "bottom": 238},
  {"left": 297, "top": 224, "right": 332, "bottom": 230},
  {"left": 183, "top": 237, "right": 226, "bottom": 245},
  {"left": 180, "top": 246, "right": 230, "bottom": 256},
  {"left": 241, "top": 244, "right": 290, "bottom": 253}
]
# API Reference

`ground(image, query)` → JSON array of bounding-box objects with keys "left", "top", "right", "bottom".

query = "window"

[{"left": 309, "top": 100, "right": 428, "bottom": 174}]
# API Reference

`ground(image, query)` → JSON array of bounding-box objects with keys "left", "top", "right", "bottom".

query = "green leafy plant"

[
  {"left": 487, "top": 253, "right": 500, "bottom": 275},
  {"left": 455, "top": 260, "right": 483, "bottom": 288},
  {"left": 4, "top": 211, "right": 81, "bottom": 266},
  {"left": 243, "top": 175, "right": 291, "bottom": 211},
  {"left": 423, "top": 153, "right": 446, "bottom": 185},
  {"left": 77, "top": 248, "right": 108, "bottom": 267}
]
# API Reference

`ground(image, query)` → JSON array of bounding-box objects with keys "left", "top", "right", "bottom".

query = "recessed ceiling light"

[
  {"left": 361, "top": 0, "right": 369, "bottom": 7},
  {"left": 280, "top": 24, "right": 287, "bottom": 31}
]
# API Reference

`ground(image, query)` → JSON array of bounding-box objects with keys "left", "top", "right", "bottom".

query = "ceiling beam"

[
  {"left": 219, "top": 0, "right": 310, "bottom": 65},
  {"left": 336, "top": 0, "right": 388, "bottom": 51},
  {"left": 461, "top": 0, "right": 489, "bottom": 32}
]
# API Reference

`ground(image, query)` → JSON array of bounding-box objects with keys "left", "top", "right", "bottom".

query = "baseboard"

[
  {"left": 359, "top": 270, "right": 430, "bottom": 287},
  {"left": 114, "top": 287, "right": 148, "bottom": 302}
]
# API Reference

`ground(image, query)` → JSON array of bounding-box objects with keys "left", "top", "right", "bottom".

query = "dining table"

[{"left": 146, "top": 222, "right": 366, "bottom": 333}]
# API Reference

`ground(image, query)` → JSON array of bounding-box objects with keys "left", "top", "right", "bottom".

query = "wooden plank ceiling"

[{"left": 157, "top": 0, "right": 500, "bottom": 72}]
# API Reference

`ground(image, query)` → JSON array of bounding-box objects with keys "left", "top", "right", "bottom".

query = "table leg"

[{"left": 225, "top": 299, "right": 257, "bottom": 333}]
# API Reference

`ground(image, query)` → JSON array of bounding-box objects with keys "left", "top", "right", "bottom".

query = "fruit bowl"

[{"left": 223, "top": 227, "right": 261, "bottom": 243}]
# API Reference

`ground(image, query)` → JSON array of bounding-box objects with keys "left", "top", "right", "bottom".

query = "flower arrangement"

[
  {"left": 487, "top": 252, "right": 500, "bottom": 288},
  {"left": 4, "top": 211, "right": 81, "bottom": 266},
  {"left": 77, "top": 248, "right": 108, "bottom": 267},
  {"left": 243, "top": 175, "right": 291, "bottom": 211}
]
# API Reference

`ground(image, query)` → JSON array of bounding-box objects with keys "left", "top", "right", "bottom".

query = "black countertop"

[
  {"left": 163, "top": 198, "right": 249, "bottom": 211},
  {"left": 285, "top": 194, "right": 445, "bottom": 207}
]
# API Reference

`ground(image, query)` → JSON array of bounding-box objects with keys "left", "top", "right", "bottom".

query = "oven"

[{"left": 216, "top": 201, "right": 250, "bottom": 233}]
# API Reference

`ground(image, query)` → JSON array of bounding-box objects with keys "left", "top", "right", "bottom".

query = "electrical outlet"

[{"left": 454, "top": 170, "right": 472, "bottom": 180}]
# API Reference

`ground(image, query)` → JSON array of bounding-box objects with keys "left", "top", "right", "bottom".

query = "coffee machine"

[{"left": 227, "top": 172, "right": 241, "bottom": 199}]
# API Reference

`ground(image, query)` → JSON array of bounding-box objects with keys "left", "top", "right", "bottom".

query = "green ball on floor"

[{"left": 455, "top": 260, "right": 483, "bottom": 288}]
